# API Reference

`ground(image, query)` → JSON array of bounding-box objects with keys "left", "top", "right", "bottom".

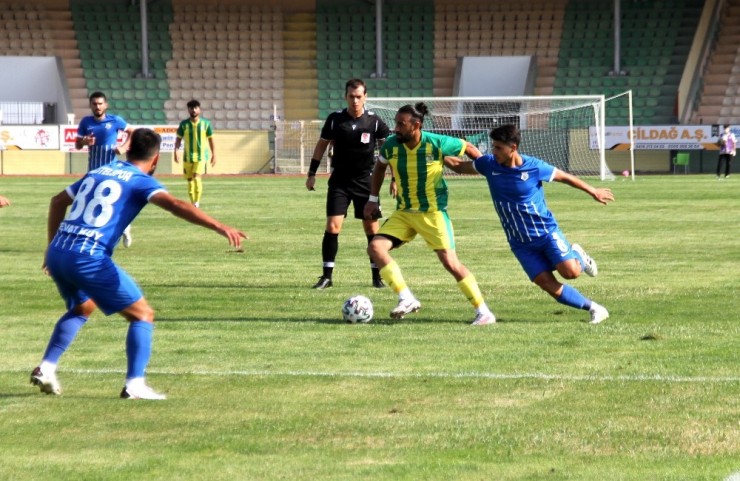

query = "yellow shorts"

[
  {"left": 377, "top": 210, "right": 456, "bottom": 251},
  {"left": 182, "top": 161, "right": 206, "bottom": 178}
]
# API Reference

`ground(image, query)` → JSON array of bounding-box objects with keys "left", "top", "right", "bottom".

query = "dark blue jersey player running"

[{"left": 446, "top": 124, "right": 614, "bottom": 324}]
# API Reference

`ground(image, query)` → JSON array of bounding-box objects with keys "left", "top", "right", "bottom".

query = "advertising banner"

[
  {"left": 593, "top": 125, "right": 735, "bottom": 151},
  {"left": 59, "top": 125, "right": 179, "bottom": 153},
  {"left": 0, "top": 125, "right": 60, "bottom": 150}
]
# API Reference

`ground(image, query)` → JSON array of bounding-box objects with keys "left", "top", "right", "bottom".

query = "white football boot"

[
  {"left": 390, "top": 298, "right": 421, "bottom": 319},
  {"left": 30, "top": 367, "right": 62, "bottom": 395},
  {"left": 120, "top": 383, "right": 167, "bottom": 400},
  {"left": 572, "top": 243, "right": 598, "bottom": 277},
  {"left": 589, "top": 303, "right": 609, "bottom": 324}
]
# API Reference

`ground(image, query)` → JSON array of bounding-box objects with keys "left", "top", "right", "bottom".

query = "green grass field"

[{"left": 0, "top": 174, "right": 738, "bottom": 481}]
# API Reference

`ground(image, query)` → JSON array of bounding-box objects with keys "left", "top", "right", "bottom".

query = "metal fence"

[
  {"left": 273, "top": 119, "right": 327, "bottom": 174},
  {"left": 0, "top": 102, "right": 47, "bottom": 125}
]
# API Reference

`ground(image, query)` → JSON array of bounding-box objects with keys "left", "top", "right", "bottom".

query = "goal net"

[{"left": 366, "top": 95, "right": 614, "bottom": 180}]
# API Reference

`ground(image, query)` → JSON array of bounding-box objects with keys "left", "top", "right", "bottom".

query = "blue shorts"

[
  {"left": 46, "top": 250, "right": 144, "bottom": 315},
  {"left": 510, "top": 228, "right": 578, "bottom": 281}
]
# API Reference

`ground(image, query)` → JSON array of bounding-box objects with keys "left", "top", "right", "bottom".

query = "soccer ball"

[{"left": 342, "top": 295, "right": 374, "bottom": 323}]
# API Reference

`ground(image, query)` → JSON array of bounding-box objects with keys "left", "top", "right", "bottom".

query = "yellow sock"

[
  {"left": 187, "top": 179, "right": 196, "bottom": 203},
  {"left": 194, "top": 177, "right": 203, "bottom": 203},
  {"left": 379, "top": 261, "right": 408, "bottom": 294},
  {"left": 458, "top": 275, "right": 484, "bottom": 308}
]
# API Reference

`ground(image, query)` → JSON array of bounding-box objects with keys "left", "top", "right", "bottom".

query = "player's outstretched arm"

[
  {"left": 0, "top": 195, "right": 10, "bottom": 207},
  {"left": 149, "top": 191, "right": 248, "bottom": 248},
  {"left": 463, "top": 141, "right": 483, "bottom": 160},
  {"left": 553, "top": 169, "right": 614, "bottom": 205},
  {"left": 443, "top": 156, "right": 478, "bottom": 175}
]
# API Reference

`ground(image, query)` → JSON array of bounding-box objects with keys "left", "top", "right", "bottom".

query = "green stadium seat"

[{"left": 140, "top": 111, "right": 155, "bottom": 123}]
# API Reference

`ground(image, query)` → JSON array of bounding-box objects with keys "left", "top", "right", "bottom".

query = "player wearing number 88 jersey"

[
  {"left": 51, "top": 162, "right": 164, "bottom": 257},
  {"left": 33, "top": 129, "right": 247, "bottom": 400}
]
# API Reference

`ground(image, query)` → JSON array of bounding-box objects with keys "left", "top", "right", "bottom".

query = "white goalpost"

[
  {"left": 273, "top": 94, "right": 624, "bottom": 181},
  {"left": 366, "top": 95, "right": 614, "bottom": 181}
]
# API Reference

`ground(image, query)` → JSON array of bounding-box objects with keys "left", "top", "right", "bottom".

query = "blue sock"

[
  {"left": 557, "top": 284, "right": 592, "bottom": 311},
  {"left": 42, "top": 311, "right": 88, "bottom": 363},
  {"left": 126, "top": 321, "right": 153, "bottom": 379}
]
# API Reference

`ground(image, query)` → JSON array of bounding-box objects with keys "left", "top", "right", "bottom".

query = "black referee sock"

[{"left": 321, "top": 231, "right": 338, "bottom": 278}]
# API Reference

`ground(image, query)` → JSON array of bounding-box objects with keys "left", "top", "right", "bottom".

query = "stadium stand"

[
  {"left": 0, "top": 4, "right": 55, "bottom": 56},
  {"left": 167, "top": 0, "right": 284, "bottom": 129},
  {"left": 433, "top": 0, "right": 566, "bottom": 98},
  {"left": 315, "top": 0, "right": 434, "bottom": 119},
  {"left": 0, "top": 0, "right": 732, "bottom": 129},
  {"left": 555, "top": 0, "right": 703, "bottom": 125},
  {"left": 693, "top": 0, "right": 740, "bottom": 125},
  {"left": 282, "top": 11, "right": 318, "bottom": 121},
  {"left": 71, "top": 0, "right": 172, "bottom": 124}
]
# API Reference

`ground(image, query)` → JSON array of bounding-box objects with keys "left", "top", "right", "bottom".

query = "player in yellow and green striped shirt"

[
  {"left": 364, "top": 103, "right": 496, "bottom": 325},
  {"left": 174, "top": 100, "right": 216, "bottom": 207}
]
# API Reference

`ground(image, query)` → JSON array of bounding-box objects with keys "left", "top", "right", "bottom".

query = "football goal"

[
  {"left": 366, "top": 95, "right": 613, "bottom": 180},
  {"left": 273, "top": 95, "right": 620, "bottom": 181}
]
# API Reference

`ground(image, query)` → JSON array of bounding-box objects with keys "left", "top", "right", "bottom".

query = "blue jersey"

[
  {"left": 49, "top": 160, "right": 166, "bottom": 258},
  {"left": 77, "top": 114, "right": 129, "bottom": 170},
  {"left": 473, "top": 153, "right": 558, "bottom": 246}
]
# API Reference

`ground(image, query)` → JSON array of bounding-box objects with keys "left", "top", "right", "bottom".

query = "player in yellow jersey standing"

[
  {"left": 174, "top": 100, "right": 216, "bottom": 207},
  {"left": 363, "top": 103, "right": 496, "bottom": 325}
]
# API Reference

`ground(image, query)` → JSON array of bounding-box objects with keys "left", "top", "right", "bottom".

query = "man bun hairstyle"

[{"left": 398, "top": 102, "right": 429, "bottom": 124}]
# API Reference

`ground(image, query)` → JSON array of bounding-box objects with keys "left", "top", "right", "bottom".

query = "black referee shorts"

[{"left": 326, "top": 184, "right": 381, "bottom": 220}]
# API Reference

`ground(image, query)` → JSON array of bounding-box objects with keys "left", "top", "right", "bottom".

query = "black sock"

[{"left": 322, "top": 231, "right": 338, "bottom": 278}]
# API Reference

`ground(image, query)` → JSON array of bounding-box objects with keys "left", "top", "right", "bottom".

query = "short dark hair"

[
  {"left": 397, "top": 102, "right": 429, "bottom": 124},
  {"left": 127, "top": 128, "right": 161, "bottom": 161},
  {"left": 89, "top": 91, "right": 107, "bottom": 102},
  {"left": 345, "top": 78, "right": 366, "bottom": 95},
  {"left": 186, "top": 99, "right": 201, "bottom": 109},
  {"left": 490, "top": 124, "right": 521, "bottom": 147}
]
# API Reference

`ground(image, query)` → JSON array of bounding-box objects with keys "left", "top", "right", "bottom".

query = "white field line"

[{"left": 8, "top": 367, "right": 740, "bottom": 383}]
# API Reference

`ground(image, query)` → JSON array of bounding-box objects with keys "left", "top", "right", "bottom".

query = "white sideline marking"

[{"left": 10, "top": 368, "right": 740, "bottom": 384}]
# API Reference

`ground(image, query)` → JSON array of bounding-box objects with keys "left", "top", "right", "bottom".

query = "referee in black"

[{"left": 306, "top": 78, "right": 391, "bottom": 289}]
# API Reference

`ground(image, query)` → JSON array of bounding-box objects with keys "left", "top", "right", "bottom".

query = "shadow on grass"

[
  {"left": 154, "top": 315, "right": 482, "bottom": 325},
  {"left": 0, "top": 392, "right": 41, "bottom": 398}
]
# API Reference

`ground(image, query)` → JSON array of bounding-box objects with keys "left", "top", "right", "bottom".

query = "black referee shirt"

[{"left": 320, "top": 108, "right": 390, "bottom": 182}]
